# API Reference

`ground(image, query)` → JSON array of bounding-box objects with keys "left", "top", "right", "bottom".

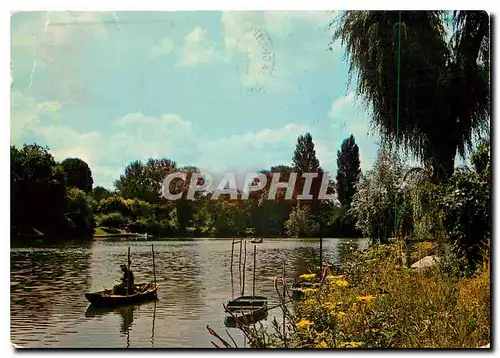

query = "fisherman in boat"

[{"left": 113, "top": 264, "right": 135, "bottom": 295}]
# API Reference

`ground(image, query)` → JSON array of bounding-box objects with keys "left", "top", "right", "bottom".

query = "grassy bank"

[
  {"left": 293, "top": 242, "right": 489, "bottom": 348},
  {"left": 217, "top": 240, "right": 490, "bottom": 348}
]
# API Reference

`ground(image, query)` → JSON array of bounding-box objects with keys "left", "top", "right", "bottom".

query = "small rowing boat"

[
  {"left": 224, "top": 295, "right": 268, "bottom": 327},
  {"left": 251, "top": 237, "right": 263, "bottom": 244},
  {"left": 85, "top": 282, "right": 158, "bottom": 308}
]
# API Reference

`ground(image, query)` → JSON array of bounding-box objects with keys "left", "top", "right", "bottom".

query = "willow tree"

[{"left": 333, "top": 11, "right": 490, "bottom": 182}]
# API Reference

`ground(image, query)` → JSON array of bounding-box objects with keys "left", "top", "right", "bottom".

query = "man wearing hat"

[{"left": 113, "top": 264, "right": 135, "bottom": 295}]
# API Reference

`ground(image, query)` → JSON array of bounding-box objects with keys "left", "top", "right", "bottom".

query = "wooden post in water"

[
  {"left": 230, "top": 238, "right": 235, "bottom": 299},
  {"left": 230, "top": 238, "right": 235, "bottom": 269},
  {"left": 253, "top": 244, "right": 256, "bottom": 297},
  {"left": 151, "top": 298, "right": 157, "bottom": 348},
  {"left": 239, "top": 239, "right": 243, "bottom": 293},
  {"left": 127, "top": 247, "right": 131, "bottom": 297},
  {"left": 282, "top": 260, "right": 286, "bottom": 346},
  {"left": 152, "top": 244, "right": 157, "bottom": 288},
  {"left": 242, "top": 240, "right": 247, "bottom": 296}
]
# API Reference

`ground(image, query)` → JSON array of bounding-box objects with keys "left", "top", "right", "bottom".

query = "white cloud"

[
  {"left": 119, "top": 112, "right": 190, "bottom": 129},
  {"left": 11, "top": 95, "right": 103, "bottom": 172},
  {"left": 196, "top": 123, "right": 311, "bottom": 173},
  {"left": 329, "top": 91, "right": 355, "bottom": 119},
  {"left": 11, "top": 95, "right": 193, "bottom": 187},
  {"left": 150, "top": 37, "right": 174, "bottom": 57},
  {"left": 179, "top": 27, "right": 216, "bottom": 67},
  {"left": 263, "top": 10, "right": 337, "bottom": 37},
  {"left": 12, "top": 94, "right": 332, "bottom": 188},
  {"left": 51, "top": 147, "right": 93, "bottom": 165},
  {"left": 10, "top": 91, "right": 62, "bottom": 142}
]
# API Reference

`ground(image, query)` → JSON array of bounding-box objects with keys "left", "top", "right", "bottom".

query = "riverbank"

[{"left": 230, "top": 240, "right": 490, "bottom": 348}]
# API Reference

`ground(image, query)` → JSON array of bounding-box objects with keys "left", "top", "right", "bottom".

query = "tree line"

[{"left": 10, "top": 133, "right": 363, "bottom": 240}]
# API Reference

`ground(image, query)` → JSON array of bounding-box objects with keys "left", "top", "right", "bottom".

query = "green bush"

[
  {"left": 65, "top": 188, "right": 96, "bottom": 238},
  {"left": 98, "top": 212, "right": 126, "bottom": 228},
  {"left": 440, "top": 169, "right": 490, "bottom": 271},
  {"left": 98, "top": 196, "right": 130, "bottom": 216},
  {"left": 285, "top": 205, "right": 317, "bottom": 237}
]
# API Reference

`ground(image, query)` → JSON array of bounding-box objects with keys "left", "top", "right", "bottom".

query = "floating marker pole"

[
  {"left": 152, "top": 244, "right": 157, "bottom": 289},
  {"left": 242, "top": 240, "right": 247, "bottom": 296},
  {"left": 239, "top": 240, "right": 243, "bottom": 291},
  {"left": 230, "top": 238, "right": 235, "bottom": 270},
  {"left": 282, "top": 261, "right": 286, "bottom": 346},
  {"left": 230, "top": 239, "right": 235, "bottom": 299},
  {"left": 151, "top": 298, "right": 157, "bottom": 348},
  {"left": 127, "top": 247, "right": 131, "bottom": 297}
]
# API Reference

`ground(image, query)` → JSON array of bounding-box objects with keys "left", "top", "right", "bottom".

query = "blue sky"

[{"left": 11, "top": 11, "right": 391, "bottom": 189}]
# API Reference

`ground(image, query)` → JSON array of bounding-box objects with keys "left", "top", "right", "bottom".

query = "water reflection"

[
  {"left": 10, "top": 242, "right": 93, "bottom": 347},
  {"left": 85, "top": 305, "right": 135, "bottom": 334},
  {"left": 84, "top": 304, "right": 142, "bottom": 348},
  {"left": 11, "top": 238, "right": 368, "bottom": 348}
]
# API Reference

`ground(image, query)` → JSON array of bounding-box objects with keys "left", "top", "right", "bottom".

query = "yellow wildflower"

[
  {"left": 299, "top": 273, "right": 316, "bottom": 280},
  {"left": 304, "top": 298, "right": 316, "bottom": 307},
  {"left": 316, "top": 341, "right": 328, "bottom": 348},
  {"left": 296, "top": 319, "right": 313, "bottom": 329},
  {"left": 124, "top": 199, "right": 135, "bottom": 207},
  {"left": 356, "top": 295, "right": 375, "bottom": 303},
  {"left": 302, "top": 288, "right": 319, "bottom": 295},
  {"left": 323, "top": 302, "right": 334, "bottom": 310},
  {"left": 328, "top": 275, "right": 345, "bottom": 280},
  {"left": 333, "top": 280, "right": 349, "bottom": 287},
  {"left": 335, "top": 311, "right": 346, "bottom": 319},
  {"left": 340, "top": 341, "right": 363, "bottom": 348}
]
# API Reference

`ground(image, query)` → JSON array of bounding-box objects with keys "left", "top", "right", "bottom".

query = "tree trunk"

[{"left": 428, "top": 145, "right": 457, "bottom": 184}]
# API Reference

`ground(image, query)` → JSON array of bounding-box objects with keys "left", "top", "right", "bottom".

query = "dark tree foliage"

[
  {"left": 292, "top": 133, "right": 320, "bottom": 173},
  {"left": 333, "top": 11, "right": 490, "bottom": 182},
  {"left": 61, "top": 158, "right": 94, "bottom": 193},
  {"left": 334, "top": 135, "right": 362, "bottom": 237},
  {"left": 440, "top": 140, "right": 491, "bottom": 271},
  {"left": 115, "top": 158, "right": 176, "bottom": 203},
  {"left": 11, "top": 144, "right": 94, "bottom": 239},
  {"left": 173, "top": 166, "right": 201, "bottom": 235},
  {"left": 292, "top": 133, "right": 323, "bottom": 201},
  {"left": 65, "top": 188, "right": 96, "bottom": 237},
  {"left": 92, "top": 186, "right": 112, "bottom": 202}
]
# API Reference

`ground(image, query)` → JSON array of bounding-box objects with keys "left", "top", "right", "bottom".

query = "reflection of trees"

[
  {"left": 84, "top": 304, "right": 139, "bottom": 348},
  {"left": 10, "top": 241, "right": 93, "bottom": 345}
]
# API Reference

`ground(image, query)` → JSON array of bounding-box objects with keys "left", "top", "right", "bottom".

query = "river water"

[{"left": 10, "top": 238, "right": 368, "bottom": 348}]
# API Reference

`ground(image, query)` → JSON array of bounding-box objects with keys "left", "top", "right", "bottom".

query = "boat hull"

[
  {"left": 224, "top": 295, "right": 268, "bottom": 327},
  {"left": 85, "top": 283, "right": 158, "bottom": 308}
]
